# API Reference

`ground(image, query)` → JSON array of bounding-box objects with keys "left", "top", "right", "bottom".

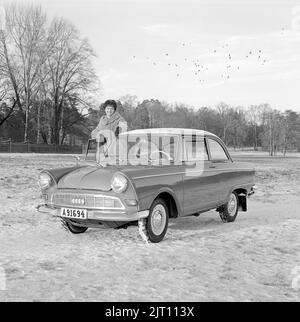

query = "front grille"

[{"left": 52, "top": 193, "right": 124, "bottom": 210}]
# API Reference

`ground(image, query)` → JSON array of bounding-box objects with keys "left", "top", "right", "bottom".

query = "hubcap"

[
  {"left": 150, "top": 204, "right": 167, "bottom": 236},
  {"left": 228, "top": 193, "right": 237, "bottom": 215}
]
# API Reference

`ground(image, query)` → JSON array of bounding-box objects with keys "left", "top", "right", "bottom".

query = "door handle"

[{"left": 209, "top": 165, "right": 216, "bottom": 168}]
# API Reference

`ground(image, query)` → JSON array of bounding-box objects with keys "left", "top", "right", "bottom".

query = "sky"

[{"left": 2, "top": 0, "right": 300, "bottom": 110}]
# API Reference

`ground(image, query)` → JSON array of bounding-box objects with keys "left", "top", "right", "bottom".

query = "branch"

[{"left": 0, "top": 99, "right": 17, "bottom": 126}]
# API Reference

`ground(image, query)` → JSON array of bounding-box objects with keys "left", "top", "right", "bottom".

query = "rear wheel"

[
  {"left": 62, "top": 220, "right": 88, "bottom": 234},
  {"left": 139, "top": 198, "right": 169, "bottom": 243},
  {"left": 219, "top": 192, "right": 239, "bottom": 223}
]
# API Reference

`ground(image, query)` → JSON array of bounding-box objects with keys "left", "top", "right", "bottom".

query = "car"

[{"left": 37, "top": 128, "right": 256, "bottom": 243}]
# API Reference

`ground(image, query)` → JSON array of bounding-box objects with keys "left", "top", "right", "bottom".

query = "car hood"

[{"left": 57, "top": 166, "right": 115, "bottom": 191}]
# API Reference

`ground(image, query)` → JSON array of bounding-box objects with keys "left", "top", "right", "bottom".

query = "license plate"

[{"left": 60, "top": 208, "right": 87, "bottom": 220}]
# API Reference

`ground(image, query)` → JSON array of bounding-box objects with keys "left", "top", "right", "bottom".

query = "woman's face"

[{"left": 105, "top": 105, "right": 115, "bottom": 118}]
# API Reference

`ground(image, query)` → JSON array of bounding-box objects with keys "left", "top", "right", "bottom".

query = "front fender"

[
  {"left": 42, "top": 166, "right": 84, "bottom": 184},
  {"left": 152, "top": 187, "right": 182, "bottom": 215},
  {"left": 134, "top": 184, "right": 183, "bottom": 216}
]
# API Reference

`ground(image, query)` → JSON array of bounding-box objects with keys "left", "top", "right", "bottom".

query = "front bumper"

[{"left": 36, "top": 204, "right": 149, "bottom": 222}]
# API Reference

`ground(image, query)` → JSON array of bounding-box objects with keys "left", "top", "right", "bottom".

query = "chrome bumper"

[{"left": 36, "top": 204, "right": 149, "bottom": 222}]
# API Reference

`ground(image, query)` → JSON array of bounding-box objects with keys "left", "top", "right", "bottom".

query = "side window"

[
  {"left": 183, "top": 138, "right": 208, "bottom": 161},
  {"left": 208, "top": 139, "right": 229, "bottom": 161},
  {"left": 161, "top": 136, "right": 178, "bottom": 161}
]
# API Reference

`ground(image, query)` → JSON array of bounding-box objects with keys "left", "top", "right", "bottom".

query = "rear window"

[{"left": 208, "top": 139, "right": 229, "bottom": 161}]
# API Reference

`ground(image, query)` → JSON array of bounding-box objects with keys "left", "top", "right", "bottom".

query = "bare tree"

[
  {"left": 228, "top": 107, "right": 247, "bottom": 149},
  {"left": 281, "top": 110, "right": 300, "bottom": 156},
  {"left": 0, "top": 4, "right": 54, "bottom": 141},
  {"left": 0, "top": 78, "right": 17, "bottom": 127},
  {"left": 260, "top": 105, "right": 285, "bottom": 156},
  {"left": 0, "top": 14, "right": 22, "bottom": 122},
  {"left": 44, "top": 18, "right": 99, "bottom": 145},
  {"left": 216, "top": 102, "right": 232, "bottom": 145},
  {"left": 247, "top": 105, "right": 261, "bottom": 150}
]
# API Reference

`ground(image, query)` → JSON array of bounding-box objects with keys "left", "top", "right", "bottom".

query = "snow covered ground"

[{"left": 0, "top": 153, "right": 299, "bottom": 302}]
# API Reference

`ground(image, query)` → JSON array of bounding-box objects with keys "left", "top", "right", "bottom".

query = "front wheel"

[
  {"left": 62, "top": 220, "right": 88, "bottom": 234},
  {"left": 140, "top": 198, "right": 169, "bottom": 243},
  {"left": 219, "top": 192, "right": 239, "bottom": 223}
]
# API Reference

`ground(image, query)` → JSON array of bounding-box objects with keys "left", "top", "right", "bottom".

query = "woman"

[
  {"left": 91, "top": 99, "right": 127, "bottom": 140},
  {"left": 91, "top": 99, "right": 127, "bottom": 162}
]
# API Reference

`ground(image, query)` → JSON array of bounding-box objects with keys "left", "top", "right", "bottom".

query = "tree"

[
  {"left": 247, "top": 105, "right": 261, "bottom": 150},
  {"left": 216, "top": 102, "right": 233, "bottom": 144},
  {"left": 43, "top": 18, "right": 99, "bottom": 145},
  {"left": 0, "top": 4, "right": 100, "bottom": 144},
  {"left": 134, "top": 102, "right": 150, "bottom": 129},
  {"left": 259, "top": 105, "right": 284, "bottom": 156},
  {"left": 119, "top": 94, "right": 138, "bottom": 129},
  {"left": 196, "top": 107, "right": 221, "bottom": 134},
  {"left": 282, "top": 110, "right": 300, "bottom": 156},
  {"left": 0, "top": 79, "right": 17, "bottom": 127},
  {"left": 228, "top": 107, "right": 247, "bottom": 149},
  {"left": 1, "top": 4, "right": 51, "bottom": 142},
  {"left": 59, "top": 94, "right": 90, "bottom": 145}
]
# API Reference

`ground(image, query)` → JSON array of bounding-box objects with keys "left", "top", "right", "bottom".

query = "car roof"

[{"left": 122, "top": 128, "right": 219, "bottom": 138}]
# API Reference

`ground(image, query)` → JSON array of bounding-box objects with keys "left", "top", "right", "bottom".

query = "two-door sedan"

[{"left": 37, "top": 128, "right": 256, "bottom": 243}]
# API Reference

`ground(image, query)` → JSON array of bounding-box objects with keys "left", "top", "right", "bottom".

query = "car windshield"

[{"left": 85, "top": 133, "right": 178, "bottom": 165}]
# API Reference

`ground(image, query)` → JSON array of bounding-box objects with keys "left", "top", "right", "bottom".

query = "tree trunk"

[
  {"left": 269, "top": 122, "right": 272, "bottom": 156},
  {"left": 283, "top": 131, "right": 286, "bottom": 157},
  {"left": 37, "top": 102, "right": 41, "bottom": 144},
  {"left": 24, "top": 106, "right": 28, "bottom": 142},
  {"left": 47, "top": 107, "right": 52, "bottom": 144},
  {"left": 24, "top": 95, "right": 30, "bottom": 142},
  {"left": 41, "top": 131, "right": 48, "bottom": 144},
  {"left": 59, "top": 105, "right": 64, "bottom": 145},
  {"left": 60, "top": 131, "right": 66, "bottom": 145},
  {"left": 52, "top": 105, "right": 61, "bottom": 145},
  {"left": 48, "top": 124, "right": 52, "bottom": 144},
  {"left": 254, "top": 124, "right": 258, "bottom": 151}
]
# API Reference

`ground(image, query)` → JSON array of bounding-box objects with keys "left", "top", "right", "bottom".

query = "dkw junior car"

[{"left": 37, "top": 128, "right": 256, "bottom": 243}]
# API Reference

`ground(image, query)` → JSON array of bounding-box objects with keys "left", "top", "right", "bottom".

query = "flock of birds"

[{"left": 129, "top": 33, "right": 287, "bottom": 85}]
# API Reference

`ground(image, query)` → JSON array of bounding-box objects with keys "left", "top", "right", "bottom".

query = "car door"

[
  {"left": 206, "top": 136, "right": 233, "bottom": 202},
  {"left": 182, "top": 135, "right": 219, "bottom": 215}
]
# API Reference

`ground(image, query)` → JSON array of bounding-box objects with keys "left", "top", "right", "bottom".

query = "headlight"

[
  {"left": 38, "top": 172, "right": 52, "bottom": 190},
  {"left": 111, "top": 173, "right": 128, "bottom": 193}
]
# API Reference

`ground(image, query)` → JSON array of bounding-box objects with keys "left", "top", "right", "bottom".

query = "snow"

[{"left": 0, "top": 153, "right": 300, "bottom": 301}]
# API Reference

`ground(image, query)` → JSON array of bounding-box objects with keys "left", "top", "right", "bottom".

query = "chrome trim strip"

[
  {"left": 89, "top": 210, "right": 127, "bottom": 214},
  {"left": 133, "top": 168, "right": 254, "bottom": 180},
  {"left": 36, "top": 205, "right": 149, "bottom": 222},
  {"left": 89, "top": 210, "right": 149, "bottom": 221},
  {"left": 51, "top": 193, "right": 125, "bottom": 210},
  {"left": 36, "top": 204, "right": 58, "bottom": 215}
]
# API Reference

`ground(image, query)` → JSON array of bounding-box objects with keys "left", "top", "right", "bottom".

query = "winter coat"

[{"left": 91, "top": 111, "right": 127, "bottom": 140}]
